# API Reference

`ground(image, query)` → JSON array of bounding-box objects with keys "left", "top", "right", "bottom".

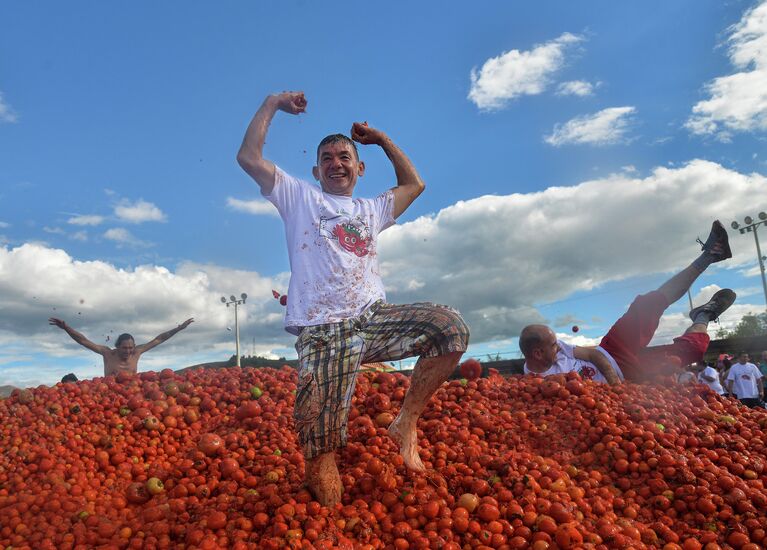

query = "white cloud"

[
  {"left": 557, "top": 332, "right": 600, "bottom": 347},
  {"left": 0, "top": 222, "right": 9, "bottom": 228},
  {"left": 468, "top": 32, "right": 584, "bottom": 110},
  {"left": 732, "top": 285, "right": 766, "bottom": 298},
  {"left": 686, "top": 0, "right": 767, "bottom": 139},
  {"left": 114, "top": 199, "right": 167, "bottom": 224},
  {"left": 67, "top": 214, "right": 105, "bottom": 226},
  {"left": 378, "top": 159, "right": 767, "bottom": 344},
  {"left": 226, "top": 197, "right": 279, "bottom": 217},
  {"left": 545, "top": 106, "right": 636, "bottom": 146},
  {"left": 0, "top": 92, "right": 18, "bottom": 123},
  {"left": 71, "top": 231, "right": 88, "bottom": 242},
  {"left": 0, "top": 244, "right": 291, "bottom": 386},
  {"left": 103, "top": 227, "right": 150, "bottom": 248},
  {"left": 741, "top": 265, "right": 765, "bottom": 278},
  {"left": 556, "top": 80, "right": 597, "bottom": 97},
  {"left": 43, "top": 226, "right": 65, "bottom": 235}
]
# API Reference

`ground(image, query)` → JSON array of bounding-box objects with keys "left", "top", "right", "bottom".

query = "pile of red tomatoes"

[{"left": 1, "top": 365, "right": 766, "bottom": 549}]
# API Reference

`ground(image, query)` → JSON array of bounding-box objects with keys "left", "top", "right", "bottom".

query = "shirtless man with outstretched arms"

[{"left": 49, "top": 318, "right": 193, "bottom": 377}]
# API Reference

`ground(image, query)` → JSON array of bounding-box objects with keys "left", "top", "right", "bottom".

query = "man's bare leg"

[
  {"left": 388, "top": 351, "right": 463, "bottom": 471},
  {"left": 657, "top": 264, "right": 703, "bottom": 304},
  {"left": 305, "top": 451, "right": 342, "bottom": 507},
  {"left": 684, "top": 322, "right": 708, "bottom": 335}
]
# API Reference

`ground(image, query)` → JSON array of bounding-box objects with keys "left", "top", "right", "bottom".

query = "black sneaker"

[
  {"left": 689, "top": 288, "right": 736, "bottom": 323},
  {"left": 697, "top": 220, "right": 732, "bottom": 262}
]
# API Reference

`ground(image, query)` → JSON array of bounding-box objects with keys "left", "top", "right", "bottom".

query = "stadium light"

[
  {"left": 221, "top": 293, "right": 247, "bottom": 366},
  {"left": 730, "top": 213, "right": 767, "bottom": 312}
]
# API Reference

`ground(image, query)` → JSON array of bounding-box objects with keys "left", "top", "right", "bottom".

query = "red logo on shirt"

[
  {"left": 579, "top": 366, "right": 596, "bottom": 380},
  {"left": 741, "top": 374, "right": 751, "bottom": 381},
  {"left": 332, "top": 222, "right": 370, "bottom": 257}
]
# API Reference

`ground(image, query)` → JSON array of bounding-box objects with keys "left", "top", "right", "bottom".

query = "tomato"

[
  {"left": 476, "top": 503, "right": 500, "bottom": 522},
  {"left": 459, "top": 359, "right": 482, "bottom": 380},
  {"left": 234, "top": 401, "right": 261, "bottom": 421},
  {"left": 3, "top": 364, "right": 767, "bottom": 549},
  {"left": 145, "top": 477, "right": 165, "bottom": 495},
  {"left": 207, "top": 510, "right": 227, "bottom": 530},
  {"left": 456, "top": 493, "right": 479, "bottom": 513},
  {"left": 125, "top": 482, "right": 151, "bottom": 504},
  {"left": 375, "top": 412, "right": 394, "bottom": 427},
  {"left": 220, "top": 458, "right": 240, "bottom": 478},
  {"left": 197, "top": 433, "right": 223, "bottom": 456}
]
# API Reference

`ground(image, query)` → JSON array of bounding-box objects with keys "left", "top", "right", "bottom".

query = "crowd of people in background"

[{"left": 677, "top": 350, "right": 767, "bottom": 408}]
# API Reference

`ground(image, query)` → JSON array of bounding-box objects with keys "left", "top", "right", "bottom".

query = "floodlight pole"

[
  {"left": 731, "top": 213, "right": 767, "bottom": 312},
  {"left": 751, "top": 226, "right": 767, "bottom": 311},
  {"left": 221, "top": 293, "right": 248, "bottom": 366}
]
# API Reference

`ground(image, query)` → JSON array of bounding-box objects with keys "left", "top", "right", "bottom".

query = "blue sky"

[{"left": 2, "top": 1, "right": 767, "bottom": 387}]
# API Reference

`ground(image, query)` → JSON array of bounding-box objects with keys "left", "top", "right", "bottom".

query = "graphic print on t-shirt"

[
  {"left": 319, "top": 214, "right": 372, "bottom": 257},
  {"left": 578, "top": 365, "right": 597, "bottom": 380}
]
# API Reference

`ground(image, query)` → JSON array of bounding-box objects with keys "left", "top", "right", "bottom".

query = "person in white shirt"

[
  {"left": 677, "top": 366, "right": 698, "bottom": 385},
  {"left": 237, "top": 91, "right": 469, "bottom": 505},
  {"left": 521, "top": 222, "right": 734, "bottom": 384},
  {"left": 698, "top": 363, "right": 725, "bottom": 395},
  {"left": 726, "top": 352, "right": 764, "bottom": 407}
]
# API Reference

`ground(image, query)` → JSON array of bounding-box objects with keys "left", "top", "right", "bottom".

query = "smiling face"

[{"left": 312, "top": 141, "right": 365, "bottom": 197}]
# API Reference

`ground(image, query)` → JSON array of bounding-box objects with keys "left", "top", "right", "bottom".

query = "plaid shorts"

[{"left": 293, "top": 300, "right": 469, "bottom": 459}]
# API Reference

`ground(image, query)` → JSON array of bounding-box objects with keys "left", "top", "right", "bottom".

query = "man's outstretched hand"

[
  {"left": 49, "top": 318, "right": 66, "bottom": 329},
  {"left": 178, "top": 318, "right": 194, "bottom": 330},
  {"left": 272, "top": 91, "right": 307, "bottom": 115},
  {"left": 351, "top": 122, "right": 387, "bottom": 146}
]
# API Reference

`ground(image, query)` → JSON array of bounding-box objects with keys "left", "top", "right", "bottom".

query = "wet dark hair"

[
  {"left": 115, "top": 333, "right": 135, "bottom": 347},
  {"left": 316, "top": 134, "right": 359, "bottom": 162}
]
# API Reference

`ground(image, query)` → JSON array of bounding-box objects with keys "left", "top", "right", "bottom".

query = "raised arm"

[
  {"left": 49, "top": 318, "right": 109, "bottom": 356},
  {"left": 136, "top": 318, "right": 194, "bottom": 354},
  {"left": 351, "top": 123, "right": 425, "bottom": 219},
  {"left": 573, "top": 346, "right": 621, "bottom": 385},
  {"left": 237, "top": 92, "right": 307, "bottom": 195}
]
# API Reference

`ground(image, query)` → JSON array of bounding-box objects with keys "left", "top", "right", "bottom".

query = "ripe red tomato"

[
  {"left": 234, "top": 401, "right": 261, "bottom": 421},
  {"left": 125, "top": 482, "right": 151, "bottom": 504},
  {"left": 459, "top": 359, "right": 482, "bottom": 380},
  {"left": 197, "top": 433, "right": 223, "bottom": 456},
  {"left": 4, "top": 358, "right": 767, "bottom": 549}
]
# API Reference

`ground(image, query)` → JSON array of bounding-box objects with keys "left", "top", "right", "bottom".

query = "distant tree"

[
  {"left": 726, "top": 312, "right": 767, "bottom": 338},
  {"left": 714, "top": 325, "right": 729, "bottom": 340}
]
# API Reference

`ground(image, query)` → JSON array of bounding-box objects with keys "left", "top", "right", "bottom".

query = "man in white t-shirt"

[
  {"left": 726, "top": 352, "right": 764, "bottom": 407},
  {"left": 698, "top": 363, "right": 725, "bottom": 395},
  {"left": 521, "top": 221, "right": 735, "bottom": 384},
  {"left": 237, "top": 91, "right": 469, "bottom": 505}
]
